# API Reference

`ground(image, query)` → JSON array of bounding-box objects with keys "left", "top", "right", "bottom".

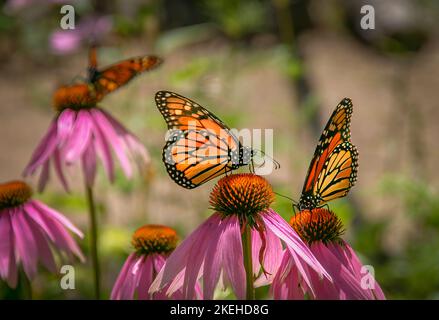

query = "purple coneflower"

[
  {"left": 23, "top": 82, "right": 149, "bottom": 299},
  {"left": 23, "top": 89, "right": 149, "bottom": 192},
  {"left": 112, "top": 224, "right": 201, "bottom": 300},
  {"left": 271, "top": 208, "right": 386, "bottom": 300},
  {"left": 150, "top": 174, "right": 331, "bottom": 300},
  {"left": 0, "top": 180, "right": 84, "bottom": 288}
]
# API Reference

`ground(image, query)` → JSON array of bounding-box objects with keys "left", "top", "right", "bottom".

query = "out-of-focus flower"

[
  {"left": 150, "top": 174, "right": 331, "bottom": 299},
  {"left": 271, "top": 208, "right": 386, "bottom": 300},
  {"left": 0, "top": 180, "right": 84, "bottom": 288},
  {"left": 50, "top": 15, "right": 112, "bottom": 55},
  {"left": 23, "top": 85, "right": 149, "bottom": 191},
  {"left": 111, "top": 225, "right": 200, "bottom": 300},
  {"left": 4, "top": 0, "right": 67, "bottom": 13}
]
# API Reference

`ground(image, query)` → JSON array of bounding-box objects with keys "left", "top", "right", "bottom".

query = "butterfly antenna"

[
  {"left": 255, "top": 149, "right": 280, "bottom": 170},
  {"left": 273, "top": 191, "right": 297, "bottom": 204}
]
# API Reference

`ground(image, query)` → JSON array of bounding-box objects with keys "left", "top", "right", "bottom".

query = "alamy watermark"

[
  {"left": 60, "top": 265, "right": 75, "bottom": 290},
  {"left": 60, "top": 5, "right": 75, "bottom": 30},
  {"left": 163, "top": 124, "right": 277, "bottom": 175},
  {"left": 360, "top": 264, "right": 376, "bottom": 290},
  {"left": 360, "top": 5, "right": 375, "bottom": 30}
]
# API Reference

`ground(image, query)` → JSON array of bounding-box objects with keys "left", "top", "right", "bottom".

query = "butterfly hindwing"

[
  {"left": 314, "top": 142, "right": 358, "bottom": 205},
  {"left": 163, "top": 129, "right": 235, "bottom": 189}
]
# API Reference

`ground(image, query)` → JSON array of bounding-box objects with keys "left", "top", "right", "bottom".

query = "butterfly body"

[
  {"left": 156, "top": 91, "right": 253, "bottom": 189},
  {"left": 296, "top": 98, "right": 359, "bottom": 212}
]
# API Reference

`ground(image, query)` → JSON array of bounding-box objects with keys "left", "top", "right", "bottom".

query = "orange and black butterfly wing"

[
  {"left": 155, "top": 91, "right": 246, "bottom": 188},
  {"left": 313, "top": 142, "right": 358, "bottom": 204},
  {"left": 155, "top": 91, "right": 230, "bottom": 132},
  {"left": 299, "top": 98, "right": 356, "bottom": 209},
  {"left": 90, "top": 53, "right": 162, "bottom": 101},
  {"left": 163, "top": 129, "right": 236, "bottom": 189}
]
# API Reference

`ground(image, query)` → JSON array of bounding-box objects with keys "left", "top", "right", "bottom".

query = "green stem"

[
  {"left": 21, "top": 270, "right": 32, "bottom": 300},
  {"left": 241, "top": 223, "right": 254, "bottom": 300},
  {"left": 86, "top": 185, "right": 101, "bottom": 300}
]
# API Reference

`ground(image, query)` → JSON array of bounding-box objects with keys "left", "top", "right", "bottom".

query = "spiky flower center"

[
  {"left": 290, "top": 208, "right": 345, "bottom": 245},
  {"left": 0, "top": 180, "right": 32, "bottom": 210},
  {"left": 53, "top": 84, "right": 99, "bottom": 111},
  {"left": 209, "top": 174, "right": 275, "bottom": 226},
  {"left": 131, "top": 225, "right": 178, "bottom": 255}
]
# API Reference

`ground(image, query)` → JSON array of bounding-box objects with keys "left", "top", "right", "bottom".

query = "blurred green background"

[{"left": 0, "top": 0, "right": 438, "bottom": 299}]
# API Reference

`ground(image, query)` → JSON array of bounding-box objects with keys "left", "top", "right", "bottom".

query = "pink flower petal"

[
  {"left": 23, "top": 120, "right": 58, "bottom": 176},
  {"left": 56, "top": 108, "right": 76, "bottom": 146},
  {"left": 311, "top": 243, "right": 370, "bottom": 299},
  {"left": 23, "top": 213, "right": 56, "bottom": 273},
  {"left": 111, "top": 253, "right": 139, "bottom": 300},
  {"left": 37, "top": 160, "right": 50, "bottom": 192},
  {"left": 151, "top": 214, "right": 222, "bottom": 295},
  {"left": 10, "top": 208, "right": 38, "bottom": 279},
  {"left": 30, "top": 201, "right": 83, "bottom": 238},
  {"left": 137, "top": 255, "right": 154, "bottom": 300},
  {"left": 262, "top": 210, "right": 331, "bottom": 281},
  {"left": 90, "top": 108, "right": 132, "bottom": 178},
  {"left": 29, "top": 202, "right": 84, "bottom": 261},
  {"left": 82, "top": 142, "right": 97, "bottom": 187},
  {"left": 62, "top": 110, "right": 92, "bottom": 163},
  {"left": 91, "top": 121, "right": 115, "bottom": 182},
  {"left": 202, "top": 222, "right": 225, "bottom": 299},
  {"left": 0, "top": 212, "right": 17, "bottom": 287},
  {"left": 252, "top": 226, "right": 283, "bottom": 287},
  {"left": 53, "top": 149, "right": 70, "bottom": 192},
  {"left": 221, "top": 216, "right": 246, "bottom": 300}
]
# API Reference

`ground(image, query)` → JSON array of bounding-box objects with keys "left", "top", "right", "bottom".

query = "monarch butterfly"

[
  {"left": 53, "top": 47, "right": 162, "bottom": 110},
  {"left": 87, "top": 46, "right": 162, "bottom": 101},
  {"left": 296, "top": 98, "right": 359, "bottom": 211},
  {"left": 155, "top": 91, "right": 253, "bottom": 189}
]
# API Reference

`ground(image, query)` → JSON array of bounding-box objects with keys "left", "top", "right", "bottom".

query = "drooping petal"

[
  {"left": 10, "top": 208, "right": 38, "bottom": 279},
  {"left": 62, "top": 109, "right": 93, "bottom": 163},
  {"left": 202, "top": 220, "right": 225, "bottom": 299},
  {"left": 53, "top": 149, "right": 70, "bottom": 192},
  {"left": 0, "top": 213, "right": 18, "bottom": 288},
  {"left": 29, "top": 202, "right": 84, "bottom": 261},
  {"left": 261, "top": 210, "right": 331, "bottom": 281},
  {"left": 151, "top": 214, "right": 223, "bottom": 295},
  {"left": 82, "top": 142, "right": 97, "bottom": 187},
  {"left": 310, "top": 243, "right": 370, "bottom": 300},
  {"left": 221, "top": 215, "right": 246, "bottom": 300},
  {"left": 90, "top": 108, "right": 132, "bottom": 178},
  {"left": 90, "top": 118, "right": 115, "bottom": 182},
  {"left": 23, "top": 213, "right": 57, "bottom": 273},
  {"left": 0, "top": 212, "right": 15, "bottom": 286},
  {"left": 30, "top": 201, "right": 83, "bottom": 238},
  {"left": 100, "top": 109, "right": 149, "bottom": 165},
  {"left": 182, "top": 219, "right": 213, "bottom": 299},
  {"left": 23, "top": 120, "right": 58, "bottom": 176},
  {"left": 252, "top": 226, "right": 283, "bottom": 287},
  {"left": 137, "top": 255, "right": 154, "bottom": 300},
  {"left": 37, "top": 160, "right": 50, "bottom": 192},
  {"left": 330, "top": 243, "right": 386, "bottom": 300},
  {"left": 56, "top": 108, "right": 76, "bottom": 147},
  {"left": 111, "top": 253, "right": 142, "bottom": 300}
]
